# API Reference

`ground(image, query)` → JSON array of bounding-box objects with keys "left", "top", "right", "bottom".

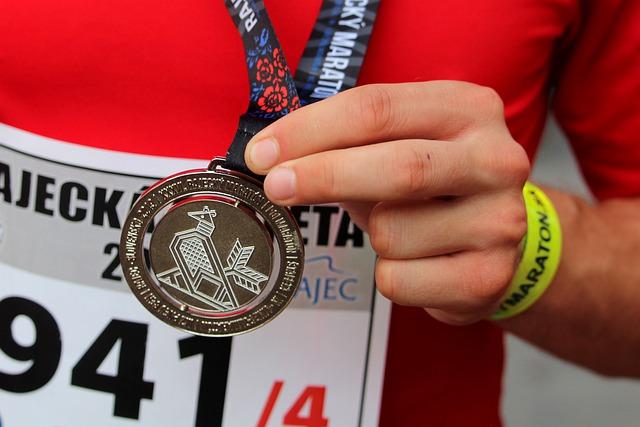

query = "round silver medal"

[{"left": 120, "top": 158, "right": 304, "bottom": 336}]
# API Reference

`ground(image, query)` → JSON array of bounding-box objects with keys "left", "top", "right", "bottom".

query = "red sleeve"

[{"left": 552, "top": 0, "right": 640, "bottom": 199}]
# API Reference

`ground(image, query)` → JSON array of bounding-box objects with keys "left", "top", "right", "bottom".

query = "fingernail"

[
  {"left": 247, "top": 137, "right": 279, "bottom": 171},
  {"left": 265, "top": 166, "right": 296, "bottom": 201}
]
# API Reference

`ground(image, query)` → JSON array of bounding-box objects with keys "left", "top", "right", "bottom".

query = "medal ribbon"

[
  {"left": 223, "top": 0, "right": 381, "bottom": 175},
  {"left": 294, "top": 0, "right": 381, "bottom": 103}
]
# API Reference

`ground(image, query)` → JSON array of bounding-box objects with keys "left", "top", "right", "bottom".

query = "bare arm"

[{"left": 500, "top": 191, "right": 640, "bottom": 377}]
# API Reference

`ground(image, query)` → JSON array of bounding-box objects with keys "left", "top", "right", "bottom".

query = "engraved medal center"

[{"left": 150, "top": 199, "right": 273, "bottom": 313}]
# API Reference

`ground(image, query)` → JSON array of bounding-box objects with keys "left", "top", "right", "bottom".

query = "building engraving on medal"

[{"left": 155, "top": 206, "right": 268, "bottom": 312}]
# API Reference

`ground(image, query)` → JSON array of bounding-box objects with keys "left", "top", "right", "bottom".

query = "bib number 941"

[{"left": 0, "top": 296, "right": 330, "bottom": 426}]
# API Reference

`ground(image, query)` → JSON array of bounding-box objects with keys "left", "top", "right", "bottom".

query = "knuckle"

[
  {"left": 503, "top": 216, "right": 528, "bottom": 247},
  {"left": 509, "top": 195, "right": 528, "bottom": 242},
  {"left": 375, "top": 259, "right": 398, "bottom": 301},
  {"left": 500, "top": 142, "right": 531, "bottom": 184},
  {"left": 368, "top": 206, "right": 394, "bottom": 256},
  {"left": 474, "top": 137, "right": 530, "bottom": 188},
  {"left": 391, "top": 145, "right": 429, "bottom": 195},
  {"left": 353, "top": 85, "right": 395, "bottom": 135},
  {"left": 493, "top": 191, "right": 528, "bottom": 244},
  {"left": 468, "top": 85, "right": 504, "bottom": 118},
  {"left": 312, "top": 160, "right": 339, "bottom": 200},
  {"left": 512, "top": 143, "right": 532, "bottom": 182},
  {"left": 463, "top": 254, "right": 511, "bottom": 306}
]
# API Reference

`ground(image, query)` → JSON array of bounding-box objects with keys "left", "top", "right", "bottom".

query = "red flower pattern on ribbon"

[
  {"left": 258, "top": 82, "right": 289, "bottom": 113},
  {"left": 256, "top": 57, "right": 275, "bottom": 83},
  {"left": 272, "top": 47, "right": 286, "bottom": 79},
  {"left": 252, "top": 45, "right": 298, "bottom": 114}
]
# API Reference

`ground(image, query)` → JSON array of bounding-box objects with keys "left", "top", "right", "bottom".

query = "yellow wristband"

[{"left": 491, "top": 182, "right": 562, "bottom": 320}]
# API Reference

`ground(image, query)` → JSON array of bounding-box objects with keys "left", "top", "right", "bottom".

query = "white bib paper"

[{"left": 0, "top": 123, "right": 390, "bottom": 427}]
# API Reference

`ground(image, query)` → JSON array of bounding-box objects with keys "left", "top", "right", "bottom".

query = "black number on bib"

[
  {"left": 179, "top": 336, "right": 232, "bottom": 427},
  {"left": 0, "top": 297, "right": 62, "bottom": 393},
  {"left": 102, "top": 243, "right": 150, "bottom": 282},
  {"left": 101, "top": 243, "right": 122, "bottom": 281},
  {"left": 71, "top": 319, "right": 154, "bottom": 419}
]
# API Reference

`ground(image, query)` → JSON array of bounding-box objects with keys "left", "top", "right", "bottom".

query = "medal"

[
  {"left": 121, "top": 0, "right": 381, "bottom": 336},
  {"left": 121, "top": 159, "right": 303, "bottom": 336}
]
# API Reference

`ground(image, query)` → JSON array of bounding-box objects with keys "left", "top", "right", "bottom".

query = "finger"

[
  {"left": 368, "top": 191, "right": 526, "bottom": 259},
  {"left": 339, "top": 201, "right": 375, "bottom": 233},
  {"left": 245, "top": 81, "right": 506, "bottom": 173},
  {"left": 375, "top": 250, "right": 513, "bottom": 312},
  {"left": 263, "top": 139, "right": 489, "bottom": 205},
  {"left": 424, "top": 307, "right": 493, "bottom": 326}
]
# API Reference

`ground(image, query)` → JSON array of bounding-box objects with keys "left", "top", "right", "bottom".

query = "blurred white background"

[{"left": 502, "top": 117, "right": 640, "bottom": 426}]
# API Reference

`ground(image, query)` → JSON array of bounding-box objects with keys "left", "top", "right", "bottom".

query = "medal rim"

[{"left": 120, "top": 161, "right": 304, "bottom": 337}]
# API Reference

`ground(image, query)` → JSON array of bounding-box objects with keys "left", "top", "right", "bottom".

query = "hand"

[{"left": 245, "top": 81, "right": 530, "bottom": 324}]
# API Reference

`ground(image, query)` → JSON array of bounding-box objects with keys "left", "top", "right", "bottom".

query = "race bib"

[{"left": 0, "top": 123, "right": 390, "bottom": 427}]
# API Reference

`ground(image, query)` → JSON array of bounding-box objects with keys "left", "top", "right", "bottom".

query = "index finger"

[{"left": 245, "top": 81, "right": 504, "bottom": 174}]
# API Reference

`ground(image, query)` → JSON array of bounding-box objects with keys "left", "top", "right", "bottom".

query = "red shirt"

[{"left": 1, "top": 0, "right": 639, "bottom": 425}]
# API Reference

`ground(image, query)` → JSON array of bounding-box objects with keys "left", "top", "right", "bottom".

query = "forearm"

[{"left": 499, "top": 187, "right": 640, "bottom": 377}]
